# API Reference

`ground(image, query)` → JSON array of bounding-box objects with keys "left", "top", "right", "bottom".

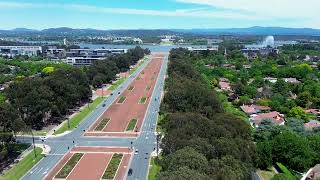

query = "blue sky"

[{"left": 0, "top": 0, "right": 319, "bottom": 30}]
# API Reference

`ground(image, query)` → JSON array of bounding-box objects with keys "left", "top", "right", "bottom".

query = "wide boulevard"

[{"left": 19, "top": 53, "right": 169, "bottom": 180}]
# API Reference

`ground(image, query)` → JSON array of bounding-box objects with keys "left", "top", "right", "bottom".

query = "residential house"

[
  {"left": 306, "top": 164, "right": 320, "bottom": 180},
  {"left": 218, "top": 78, "right": 232, "bottom": 92},
  {"left": 240, "top": 105, "right": 271, "bottom": 115},
  {"left": 250, "top": 111, "right": 285, "bottom": 127},
  {"left": 304, "top": 120, "right": 320, "bottom": 130}
]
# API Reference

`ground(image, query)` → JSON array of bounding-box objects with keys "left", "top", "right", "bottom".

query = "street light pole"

[{"left": 31, "top": 130, "right": 36, "bottom": 158}]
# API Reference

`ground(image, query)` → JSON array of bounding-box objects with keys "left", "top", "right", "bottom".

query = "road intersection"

[{"left": 19, "top": 53, "right": 168, "bottom": 180}]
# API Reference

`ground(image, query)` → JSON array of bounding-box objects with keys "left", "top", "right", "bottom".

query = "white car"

[{"left": 39, "top": 136, "right": 47, "bottom": 141}]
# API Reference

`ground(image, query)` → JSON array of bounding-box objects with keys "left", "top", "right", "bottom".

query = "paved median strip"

[
  {"left": 102, "top": 153, "right": 123, "bottom": 179},
  {"left": 55, "top": 153, "right": 83, "bottom": 179}
]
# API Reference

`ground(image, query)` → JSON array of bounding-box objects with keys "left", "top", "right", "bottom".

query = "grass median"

[
  {"left": 55, "top": 153, "right": 83, "bottom": 179},
  {"left": 102, "top": 154, "right": 123, "bottom": 179},
  {"left": 0, "top": 147, "right": 44, "bottom": 180},
  {"left": 54, "top": 97, "right": 105, "bottom": 135}
]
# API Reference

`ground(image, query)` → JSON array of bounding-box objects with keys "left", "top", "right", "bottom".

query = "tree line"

[{"left": 157, "top": 48, "right": 256, "bottom": 180}]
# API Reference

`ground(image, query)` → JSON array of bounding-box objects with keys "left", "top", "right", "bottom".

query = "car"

[
  {"left": 39, "top": 136, "right": 47, "bottom": 141},
  {"left": 102, "top": 104, "right": 106, "bottom": 107},
  {"left": 111, "top": 93, "right": 113, "bottom": 96},
  {"left": 128, "top": 168, "right": 133, "bottom": 176},
  {"left": 135, "top": 149, "right": 139, "bottom": 154},
  {"left": 118, "top": 92, "right": 120, "bottom": 95}
]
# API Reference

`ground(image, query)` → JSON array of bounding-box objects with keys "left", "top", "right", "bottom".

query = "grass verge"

[
  {"left": 95, "top": 118, "right": 110, "bottom": 131},
  {"left": 0, "top": 147, "right": 44, "bottom": 180},
  {"left": 54, "top": 97, "right": 105, "bottom": 135},
  {"left": 55, "top": 153, "right": 83, "bottom": 179},
  {"left": 117, "top": 96, "right": 126, "bottom": 104},
  {"left": 139, "top": 97, "right": 147, "bottom": 104},
  {"left": 102, "top": 154, "right": 123, "bottom": 179},
  {"left": 108, "top": 78, "right": 125, "bottom": 91},
  {"left": 148, "top": 157, "right": 161, "bottom": 180},
  {"left": 126, "top": 119, "right": 137, "bottom": 131}
]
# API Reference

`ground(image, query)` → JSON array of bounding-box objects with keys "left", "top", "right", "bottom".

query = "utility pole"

[{"left": 156, "top": 133, "right": 161, "bottom": 157}]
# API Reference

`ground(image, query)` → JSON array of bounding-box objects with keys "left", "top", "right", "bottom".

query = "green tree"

[{"left": 287, "top": 106, "right": 308, "bottom": 122}]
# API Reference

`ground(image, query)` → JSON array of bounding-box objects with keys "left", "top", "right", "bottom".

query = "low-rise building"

[
  {"left": 250, "top": 111, "right": 285, "bottom": 127},
  {"left": 0, "top": 46, "right": 42, "bottom": 57},
  {"left": 240, "top": 105, "right": 271, "bottom": 115},
  {"left": 66, "top": 57, "right": 105, "bottom": 66},
  {"left": 306, "top": 164, "right": 320, "bottom": 180},
  {"left": 218, "top": 78, "right": 232, "bottom": 92},
  {"left": 304, "top": 120, "right": 320, "bottom": 130},
  {"left": 187, "top": 46, "right": 219, "bottom": 53}
]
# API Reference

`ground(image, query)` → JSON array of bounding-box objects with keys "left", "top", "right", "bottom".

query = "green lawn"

[
  {"left": 102, "top": 154, "right": 123, "bottom": 179},
  {"left": 148, "top": 157, "right": 161, "bottom": 180},
  {"left": 139, "top": 97, "right": 147, "bottom": 104},
  {"left": 55, "top": 153, "right": 83, "bottom": 179},
  {"left": 95, "top": 118, "right": 110, "bottom": 131},
  {"left": 126, "top": 119, "right": 137, "bottom": 131},
  {"left": 54, "top": 97, "right": 105, "bottom": 135},
  {"left": 0, "top": 147, "right": 44, "bottom": 180},
  {"left": 117, "top": 96, "right": 126, "bottom": 103},
  {"left": 108, "top": 78, "right": 125, "bottom": 91}
]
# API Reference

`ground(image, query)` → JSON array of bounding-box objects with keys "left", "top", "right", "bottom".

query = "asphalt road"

[{"left": 19, "top": 54, "right": 168, "bottom": 180}]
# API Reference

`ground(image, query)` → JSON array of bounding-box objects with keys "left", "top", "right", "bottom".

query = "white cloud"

[
  {"left": 0, "top": 1, "right": 270, "bottom": 20},
  {"left": 175, "top": 0, "right": 319, "bottom": 20}
]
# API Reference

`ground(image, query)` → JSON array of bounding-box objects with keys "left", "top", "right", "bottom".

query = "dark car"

[
  {"left": 118, "top": 92, "right": 120, "bottom": 95},
  {"left": 128, "top": 168, "right": 133, "bottom": 176},
  {"left": 102, "top": 104, "right": 106, "bottom": 107}
]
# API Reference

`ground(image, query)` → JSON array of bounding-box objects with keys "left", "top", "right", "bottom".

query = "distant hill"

[
  {"left": 1, "top": 26, "right": 320, "bottom": 36},
  {"left": 174, "top": 26, "right": 320, "bottom": 36}
]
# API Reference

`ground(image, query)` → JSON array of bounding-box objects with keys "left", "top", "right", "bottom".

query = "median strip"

[
  {"left": 95, "top": 118, "right": 110, "bottom": 131},
  {"left": 102, "top": 154, "right": 123, "bottom": 179},
  {"left": 126, "top": 119, "right": 137, "bottom": 131},
  {"left": 55, "top": 153, "right": 83, "bottom": 179}
]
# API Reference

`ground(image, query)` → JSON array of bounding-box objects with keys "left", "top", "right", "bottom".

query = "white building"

[
  {"left": 66, "top": 57, "right": 105, "bottom": 66},
  {"left": 0, "top": 46, "right": 42, "bottom": 57}
]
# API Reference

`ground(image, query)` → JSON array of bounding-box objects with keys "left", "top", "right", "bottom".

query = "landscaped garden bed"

[
  {"left": 94, "top": 118, "right": 110, "bottom": 131},
  {"left": 55, "top": 153, "right": 83, "bottom": 179},
  {"left": 102, "top": 154, "right": 123, "bottom": 179}
]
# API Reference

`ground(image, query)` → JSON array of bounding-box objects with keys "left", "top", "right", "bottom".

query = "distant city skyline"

[{"left": 0, "top": 0, "right": 319, "bottom": 30}]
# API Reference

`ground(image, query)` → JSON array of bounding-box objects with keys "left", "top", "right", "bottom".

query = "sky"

[{"left": 0, "top": 0, "right": 319, "bottom": 30}]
